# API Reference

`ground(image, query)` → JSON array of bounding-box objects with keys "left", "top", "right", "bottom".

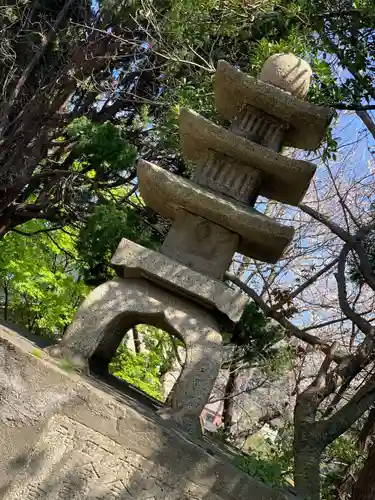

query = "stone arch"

[
  {"left": 55, "top": 278, "right": 223, "bottom": 432},
  {"left": 89, "top": 311, "right": 186, "bottom": 375}
]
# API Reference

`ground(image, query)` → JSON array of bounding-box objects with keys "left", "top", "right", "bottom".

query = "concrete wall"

[{"left": 0, "top": 324, "right": 298, "bottom": 500}]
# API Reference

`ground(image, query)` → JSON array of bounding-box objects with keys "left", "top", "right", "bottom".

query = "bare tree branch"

[
  {"left": 331, "top": 104, "right": 375, "bottom": 111},
  {"left": 335, "top": 244, "right": 374, "bottom": 336},
  {"left": 321, "top": 371, "right": 375, "bottom": 447},
  {"left": 299, "top": 203, "right": 351, "bottom": 242},
  {"left": 270, "top": 257, "right": 339, "bottom": 312},
  {"left": 357, "top": 110, "right": 375, "bottom": 141},
  {"left": 225, "top": 272, "right": 349, "bottom": 362},
  {"left": 12, "top": 226, "right": 63, "bottom": 237}
]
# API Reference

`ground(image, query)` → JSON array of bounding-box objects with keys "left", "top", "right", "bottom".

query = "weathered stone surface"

[
  {"left": 229, "top": 105, "right": 287, "bottom": 152},
  {"left": 138, "top": 159, "right": 294, "bottom": 263},
  {"left": 193, "top": 150, "right": 261, "bottom": 205},
  {"left": 55, "top": 277, "right": 223, "bottom": 434},
  {"left": 179, "top": 108, "right": 316, "bottom": 206},
  {"left": 214, "top": 60, "right": 334, "bottom": 150},
  {"left": 259, "top": 53, "right": 312, "bottom": 99},
  {"left": 111, "top": 238, "right": 248, "bottom": 322},
  {"left": 0, "top": 324, "right": 297, "bottom": 500},
  {"left": 161, "top": 211, "right": 239, "bottom": 279}
]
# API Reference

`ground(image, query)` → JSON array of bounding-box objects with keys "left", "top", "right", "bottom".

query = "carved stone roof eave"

[
  {"left": 137, "top": 160, "right": 294, "bottom": 263},
  {"left": 214, "top": 60, "right": 334, "bottom": 150},
  {"left": 179, "top": 108, "right": 316, "bottom": 206},
  {"left": 111, "top": 238, "right": 248, "bottom": 323}
]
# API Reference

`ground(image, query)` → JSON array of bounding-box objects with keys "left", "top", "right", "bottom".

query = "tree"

[
  {"left": 1, "top": 1, "right": 374, "bottom": 497},
  {"left": 0, "top": 0, "right": 349, "bottom": 238},
  {"left": 326, "top": 407, "right": 375, "bottom": 499},
  {"left": 76, "top": 200, "right": 163, "bottom": 285},
  {"left": 227, "top": 197, "right": 375, "bottom": 499},
  {"left": 0, "top": 0, "right": 166, "bottom": 235},
  {"left": 351, "top": 437, "right": 375, "bottom": 500},
  {"left": 216, "top": 0, "right": 375, "bottom": 496},
  {"left": 218, "top": 302, "right": 292, "bottom": 437},
  {"left": 109, "top": 340, "right": 164, "bottom": 400},
  {"left": 252, "top": 0, "right": 374, "bottom": 109},
  {"left": 0, "top": 220, "right": 88, "bottom": 337}
]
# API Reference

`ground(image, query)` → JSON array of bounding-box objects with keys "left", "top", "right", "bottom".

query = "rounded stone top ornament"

[{"left": 259, "top": 53, "right": 312, "bottom": 99}]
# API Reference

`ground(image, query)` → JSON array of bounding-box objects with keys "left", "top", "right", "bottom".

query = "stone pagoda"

[{"left": 53, "top": 54, "right": 333, "bottom": 435}]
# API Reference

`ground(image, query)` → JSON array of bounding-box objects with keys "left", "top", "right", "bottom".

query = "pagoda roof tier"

[
  {"left": 111, "top": 238, "right": 248, "bottom": 323},
  {"left": 179, "top": 108, "right": 316, "bottom": 206},
  {"left": 214, "top": 60, "right": 334, "bottom": 150},
  {"left": 137, "top": 160, "right": 294, "bottom": 263}
]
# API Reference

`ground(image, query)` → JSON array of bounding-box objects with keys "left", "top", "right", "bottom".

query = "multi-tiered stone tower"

[{"left": 54, "top": 54, "right": 333, "bottom": 434}]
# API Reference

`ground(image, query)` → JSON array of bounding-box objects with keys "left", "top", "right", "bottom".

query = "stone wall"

[{"left": 0, "top": 324, "right": 298, "bottom": 500}]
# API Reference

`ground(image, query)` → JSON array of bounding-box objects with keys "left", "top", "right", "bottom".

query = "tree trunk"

[
  {"left": 132, "top": 326, "right": 141, "bottom": 354},
  {"left": 3, "top": 283, "right": 8, "bottom": 321},
  {"left": 336, "top": 406, "right": 375, "bottom": 498},
  {"left": 293, "top": 393, "right": 324, "bottom": 500},
  {"left": 351, "top": 440, "right": 375, "bottom": 500},
  {"left": 293, "top": 445, "right": 322, "bottom": 500},
  {"left": 222, "top": 359, "right": 239, "bottom": 436}
]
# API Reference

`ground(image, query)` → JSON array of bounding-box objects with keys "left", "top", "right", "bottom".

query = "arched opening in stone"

[
  {"left": 59, "top": 278, "right": 223, "bottom": 429},
  {"left": 88, "top": 313, "right": 185, "bottom": 404},
  {"left": 110, "top": 324, "right": 185, "bottom": 402}
]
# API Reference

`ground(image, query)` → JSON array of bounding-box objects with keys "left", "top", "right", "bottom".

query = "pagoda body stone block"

[
  {"left": 161, "top": 211, "right": 239, "bottom": 279},
  {"left": 193, "top": 150, "right": 261, "bottom": 205},
  {"left": 229, "top": 105, "right": 287, "bottom": 152}
]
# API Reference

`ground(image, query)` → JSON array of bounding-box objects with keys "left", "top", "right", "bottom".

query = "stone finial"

[
  {"left": 214, "top": 59, "right": 332, "bottom": 150},
  {"left": 259, "top": 53, "right": 312, "bottom": 99}
]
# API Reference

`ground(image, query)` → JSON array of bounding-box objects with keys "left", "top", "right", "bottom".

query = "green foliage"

[
  {"left": 249, "top": 29, "right": 311, "bottom": 75},
  {"left": 67, "top": 117, "right": 137, "bottom": 179},
  {"left": 109, "top": 345, "right": 162, "bottom": 400},
  {"left": 245, "top": 0, "right": 374, "bottom": 162},
  {"left": 58, "top": 357, "right": 78, "bottom": 373},
  {"left": 155, "top": 0, "right": 350, "bottom": 174},
  {"left": 0, "top": 221, "right": 89, "bottom": 338},
  {"left": 0, "top": 5, "right": 373, "bottom": 498},
  {"left": 321, "top": 434, "right": 361, "bottom": 500},
  {"left": 235, "top": 451, "right": 285, "bottom": 487},
  {"left": 258, "top": 0, "right": 375, "bottom": 108},
  {"left": 231, "top": 301, "right": 292, "bottom": 376},
  {"left": 109, "top": 325, "right": 183, "bottom": 401},
  {"left": 77, "top": 202, "right": 162, "bottom": 285},
  {"left": 234, "top": 425, "right": 294, "bottom": 487},
  {"left": 234, "top": 410, "right": 365, "bottom": 499},
  {"left": 140, "top": 324, "right": 184, "bottom": 379}
]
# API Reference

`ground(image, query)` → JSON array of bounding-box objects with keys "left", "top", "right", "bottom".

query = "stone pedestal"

[
  {"left": 0, "top": 324, "right": 298, "bottom": 500},
  {"left": 51, "top": 278, "right": 223, "bottom": 436}
]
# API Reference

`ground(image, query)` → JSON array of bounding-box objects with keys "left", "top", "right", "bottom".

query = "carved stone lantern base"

[{"left": 48, "top": 277, "right": 223, "bottom": 436}]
